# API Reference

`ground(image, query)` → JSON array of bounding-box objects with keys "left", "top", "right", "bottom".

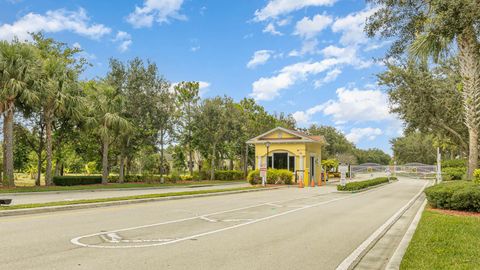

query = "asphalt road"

[
  {"left": 0, "top": 177, "right": 426, "bottom": 270},
  {"left": 2, "top": 182, "right": 249, "bottom": 205}
]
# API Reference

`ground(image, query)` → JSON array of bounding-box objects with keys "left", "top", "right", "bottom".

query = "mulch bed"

[{"left": 427, "top": 206, "right": 480, "bottom": 217}]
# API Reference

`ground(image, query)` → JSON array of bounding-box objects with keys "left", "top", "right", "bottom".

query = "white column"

[{"left": 257, "top": 156, "right": 262, "bottom": 169}]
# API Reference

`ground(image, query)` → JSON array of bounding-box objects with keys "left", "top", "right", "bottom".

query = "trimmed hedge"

[
  {"left": 337, "top": 177, "right": 395, "bottom": 191},
  {"left": 247, "top": 169, "right": 293, "bottom": 185},
  {"left": 214, "top": 170, "right": 244, "bottom": 181},
  {"left": 442, "top": 167, "right": 466, "bottom": 181},
  {"left": 442, "top": 159, "right": 466, "bottom": 168},
  {"left": 53, "top": 176, "right": 102, "bottom": 186},
  {"left": 425, "top": 181, "right": 480, "bottom": 212}
]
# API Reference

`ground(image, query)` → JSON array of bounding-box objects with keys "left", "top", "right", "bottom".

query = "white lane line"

[
  {"left": 265, "top": 203, "right": 283, "bottom": 207},
  {"left": 71, "top": 184, "right": 393, "bottom": 249},
  {"left": 335, "top": 181, "right": 430, "bottom": 270},
  {"left": 199, "top": 216, "right": 218, "bottom": 223},
  {"left": 222, "top": 219, "right": 254, "bottom": 222}
]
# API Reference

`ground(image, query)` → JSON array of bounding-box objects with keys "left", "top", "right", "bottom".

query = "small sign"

[
  {"left": 260, "top": 167, "right": 267, "bottom": 178},
  {"left": 339, "top": 164, "right": 348, "bottom": 186}
]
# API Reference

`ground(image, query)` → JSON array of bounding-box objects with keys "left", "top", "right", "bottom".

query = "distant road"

[
  {"left": 0, "top": 178, "right": 426, "bottom": 270},
  {"left": 3, "top": 182, "right": 248, "bottom": 205}
]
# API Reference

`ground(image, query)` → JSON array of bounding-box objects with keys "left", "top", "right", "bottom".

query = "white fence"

[{"left": 350, "top": 163, "right": 437, "bottom": 179}]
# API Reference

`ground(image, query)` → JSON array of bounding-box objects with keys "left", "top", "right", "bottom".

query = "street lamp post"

[{"left": 264, "top": 141, "right": 271, "bottom": 187}]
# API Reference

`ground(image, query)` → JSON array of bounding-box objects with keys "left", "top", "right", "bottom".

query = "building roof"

[{"left": 246, "top": 126, "right": 327, "bottom": 144}]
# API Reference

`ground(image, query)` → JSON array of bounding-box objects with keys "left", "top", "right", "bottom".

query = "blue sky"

[{"left": 0, "top": 0, "right": 403, "bottom": 154}]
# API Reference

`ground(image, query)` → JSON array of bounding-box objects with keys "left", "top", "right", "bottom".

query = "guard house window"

[
  {"left": 267, "top": 156, "right": 273, "bottom": 168},
  {"left": 289, "top": 156, "right": 295, "bottom": 172},
  {"left": 273, "top": 153, "right": 288, "bottom": 170}
]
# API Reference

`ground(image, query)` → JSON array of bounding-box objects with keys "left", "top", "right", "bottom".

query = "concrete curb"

[
  {"left": 0, "top": 187, "right": 280, "bottom": 217},
  {"left": 385, "top": 199, "right": 427, "bottom": 270},
  {"left": 335, "top": 179, "right": 398, "bottom": 194},
  {"left": 1, "top": 182, "right": 246, "bottom": 196},
  {"left": 335, "top": 180, "right": 431, "bottom": 270}
]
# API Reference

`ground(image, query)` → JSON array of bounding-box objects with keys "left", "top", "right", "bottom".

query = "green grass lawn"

[
  {"left": 0, "top": 186, "right": 259, "bottom": 210},
  {"left": 0, "top": 180, "right": 245, "bottom": 194},
  {"left": 401, "top": 209, "right": 480, "bottom": 270}
]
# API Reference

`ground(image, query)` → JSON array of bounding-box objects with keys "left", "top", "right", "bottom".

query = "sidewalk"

[{"left": 1, "top": 182, "right": 249, "bottom": 205}]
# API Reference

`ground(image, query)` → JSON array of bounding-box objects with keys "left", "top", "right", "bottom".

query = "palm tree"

[
  {"left": 411, "top": 23, "right": 480, "bottom": 179},
  {"left": 85, "top": 81, "right": 131, "bottom": 184},
  {"left": 0, "top": 40, "right": 39, "bottom": 186}
]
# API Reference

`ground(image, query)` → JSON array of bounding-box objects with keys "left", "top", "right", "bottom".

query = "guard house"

[{"left": 247, "top": 127, "right": 326, "bottom": 186}]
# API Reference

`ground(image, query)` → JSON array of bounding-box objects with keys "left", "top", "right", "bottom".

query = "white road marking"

[
  {"left": 71, "top": 184, "right": 393, "bottom": 249},
  {"left": 335, "top": 181, "right": 430, "bottom": 270},
  {"left": 222, "top": 219, "right": 254, "bottom": 222},
  {"left": 265, "top": 203, "right": 283, "bottom": 207},
  {"left": 199, "top": 216, "right": 218, "bottom": 223}
]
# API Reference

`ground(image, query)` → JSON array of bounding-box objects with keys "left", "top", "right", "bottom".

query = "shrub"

[
  {"left": 442, "top": 167, "right": 466, "bottom": 180},
  {"left": 181, "top": 175, "right": 193, "bottom": 181},
  {"left": 474, "top": 169, "right": 480, "bottom": 184},
  {"left": 442, "top": 159, "right": 467, "bottom": 168},
  {"left": 425, "top": 181, "right": 480, "bottom": 212},
  {"left": 337, "top": 177, "right": 393, "bottom": 191},
  {"left": 214, "top": 170, "right": 244, "bottom": 181},
  {"left": 53, "top": 176, "right": 102, "bottom": 186},
  {"left": 247, "top": 169, "right": 293, "bottom": 185}
]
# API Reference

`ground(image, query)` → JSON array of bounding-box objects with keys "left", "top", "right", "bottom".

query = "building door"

[
  {"left": 310, "top": 156, "right": 315, "bottom": 184},
  {"left": 273, "top": 153, "right": 288, "bottom": 170}
]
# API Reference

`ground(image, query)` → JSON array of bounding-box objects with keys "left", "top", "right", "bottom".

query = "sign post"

[
  {"left": 260, "top": 166, "right": 267, "bottom": 186},
  {"left": 436, "top": 147, "right": 442, "bottom": 184},
  {"left": 339, "top": 164, "right": 348, "bottom": 187}
]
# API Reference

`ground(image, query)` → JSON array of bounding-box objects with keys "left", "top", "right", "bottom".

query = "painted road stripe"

[{"left": 71, "top": 183, "right": 394, "bottom": 249}]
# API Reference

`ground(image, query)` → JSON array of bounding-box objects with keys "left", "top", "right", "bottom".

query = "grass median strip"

[
  {"left": 337, "top": 177, "right": 396, "bottom": 192},
  {"left": 400, "top": 209, "right": 480, "bottom": 270},
  {"left": 0, "top": 181, "right": 244, "bottom": 194},
  {"left": 0, "top": 186, "right": 259, "bottom": 211}
]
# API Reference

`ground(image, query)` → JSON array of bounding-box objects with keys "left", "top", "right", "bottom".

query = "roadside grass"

[
  {"left": 0, "top": 186, "right": 259, "bottom": 210},
  {"left": 0, "top": 180, "right": 245, "bottom": 194},
  {"left": 401, "top": 209, "right": 480, "bottom": 270}
]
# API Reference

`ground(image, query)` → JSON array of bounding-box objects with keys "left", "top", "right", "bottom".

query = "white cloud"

[
  {"left": 190, "top": 46, "right": 200, "bottom": 52},
  {"left": 263, "top": 22, "right": 282, "bottom": 36},
  {"left": 331, "top": 7, "right": 378, "bottom": 46},
  {"left": 292, "top": 86, "right": 394, "bottom": 126},
  {"left": 250, "top": 59, "right": 340, "bottom": 101},
  {"left": 314, "top": 68, "right": 341, "bottom": 88},
  {"left": 292, "top": 104, "right": 325, "bottom": 126},
  {"left": 251, "top": 45, "right": 371, "bottom": 101},
  {"left": 289, "top": 38, "right": 320, "bottom": 56},
  {"left": 247, "top": 50, "right": 273, "bottom": 69},
  {"left": 294, "top": 14, "right": 332, "bottom": 39},
  {"left": 254, "top": 0, "right": 337, "bottom": 21},
  {"left": 127, "top": 0, "right": 186, "bottom": 28},
  {"left": 0, "top": 8, "right": 111, "bottom": 41},
  {"left": 322, "top": 87, "right": 393, "bottom": 124},
  {"left": 346, "top": 127, "right": 383, "bottom": 143},
  {"left": 113, "top": 31, "right": 132, "bottom": 52}
]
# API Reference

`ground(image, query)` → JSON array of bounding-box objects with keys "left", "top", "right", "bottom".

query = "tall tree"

[
  {"left": 0, "top": 40, "right": 38, "bottom": 186},
  {"left": 366, "top": 0, "right": 480, "bottom": 178},
  {"left": 193, "top": 97, "right": 231, "bottom": 180},
  {"left": 175, "top": 82, "right": 200, "bottom": 175},
  {"left": 391, "top": 132, "right": 437, "bottom": 164},
  {"left": 84, "top": 81, "right": 130, "bottom": 184}
]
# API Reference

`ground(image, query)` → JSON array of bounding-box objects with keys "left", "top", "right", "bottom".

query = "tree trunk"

[
  {"left": 458, "top": 27, "right": 480, "bottom": 179},
  {"left": 160, "top": 131, "right": 165, "bottom": 183},
  {"left": 102, "top": 137, "right": 109, "bottom": 184},
  {"left": 54, "top": 159, "right": 61, "bottom": 177},
  {"left": 45, "top": 116, "right": 53, "bottom": 186},
  {"left": 119, "top": 153, "right": 125, "bottom": 183},
  {"left": 229, "top": 159, "right": 234, "bottom": 170},
  {"left": 3, "top": 101, "right": 15, "bottom": 187},
  {"left": 210, "top": 144, "right": 216, "bottom": 180}
]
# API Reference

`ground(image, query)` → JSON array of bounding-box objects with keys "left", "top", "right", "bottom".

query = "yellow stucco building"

[{"left": 247, "top": 127, "right": 326, "bottom": 186}]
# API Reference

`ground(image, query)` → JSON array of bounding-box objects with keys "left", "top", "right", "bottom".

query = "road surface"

[{"left": 0, "top": 177, "right": 427, "bottom": 270}]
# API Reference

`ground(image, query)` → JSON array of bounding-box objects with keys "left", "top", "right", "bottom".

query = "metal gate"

[{"left": 350, "top": 163, "right": 437, "bottom": 179}]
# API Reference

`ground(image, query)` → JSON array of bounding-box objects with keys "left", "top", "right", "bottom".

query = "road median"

[{"left": 0, "top": 186, "right": 279, "bottom": 217}]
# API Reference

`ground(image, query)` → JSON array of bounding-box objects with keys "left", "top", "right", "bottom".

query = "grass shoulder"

[{"left": 400, "top": 209, "right": 480, "bottom": 270}]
